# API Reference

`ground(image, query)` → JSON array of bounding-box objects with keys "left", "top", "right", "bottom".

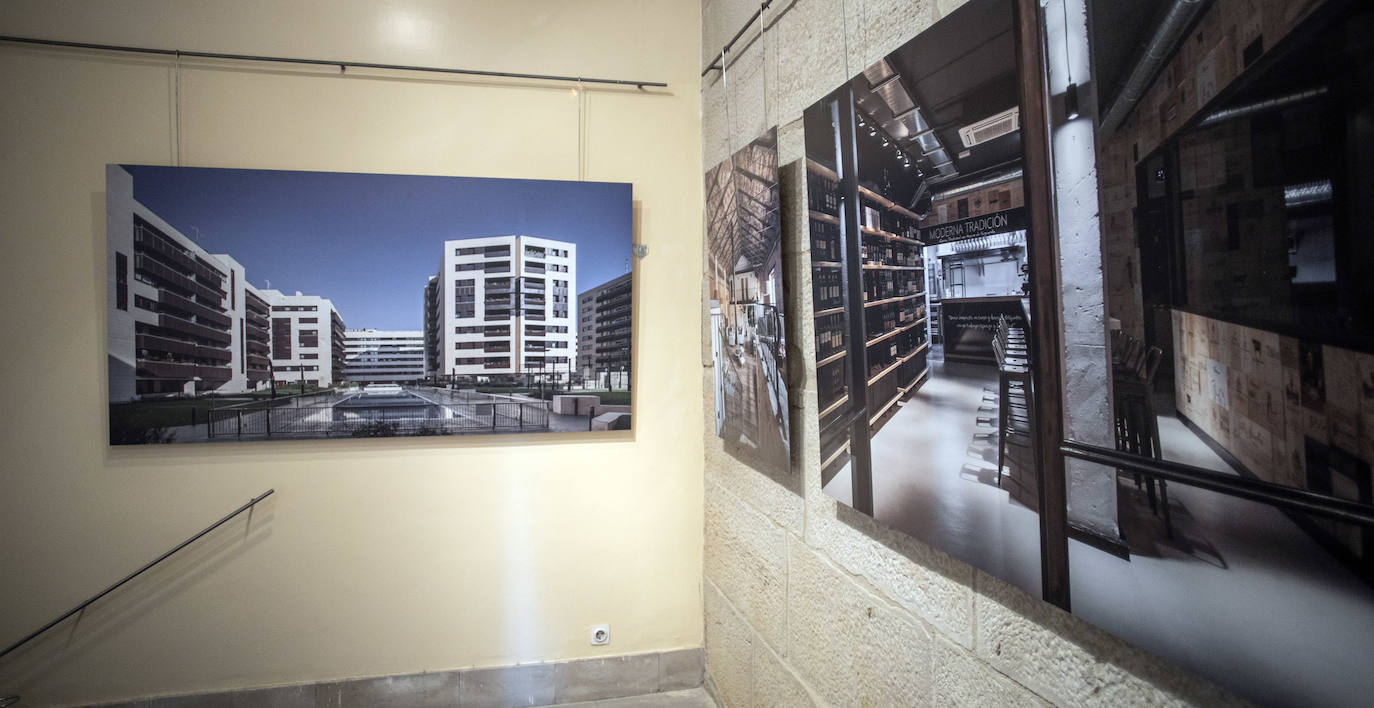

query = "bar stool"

[
  {"left": 997, "top": 315, "right": 1028, "bottom": 358},
  {"left": 1112, "top": 338, "right": 1172, "bottom": 537},
  {"left": 992, "top": 335, "right": 1033, "bottom": 489}
]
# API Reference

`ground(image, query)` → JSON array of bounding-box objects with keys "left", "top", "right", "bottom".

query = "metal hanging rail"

[
  {"left": 0, "top": 35, "right": 667, "bottom": 89},
  {"left": 701, "top": 0, "right": 775, "bottom": 76},
  {"left": 1060, "top": 441, "right": 1374, "bottom": 526},
  {"left": 0, "top": 489, "right": 275, "bottom": 662}
]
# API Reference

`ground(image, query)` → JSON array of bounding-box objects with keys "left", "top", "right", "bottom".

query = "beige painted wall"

[
  {"left": 699, "top": 0, "right": 1238, "bottom": 704},
  {"left": 0, "top": 2, "right": 703, "bottom": 705}
]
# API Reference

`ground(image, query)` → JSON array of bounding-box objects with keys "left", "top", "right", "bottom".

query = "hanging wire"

[
  {"left": 840, "top": 0, "right": 851, "bottom": 78},
  {"left": 577, "top": 78, "right": 586, "bottom": 181},
  {"left": 1062, "top": 0, "right": 1072, "bottom": 84},
  {"left": 173, "top": 50, "right": 182, "bottom": 166},
  {"left": 721, "top": 46, "right": 733, "bottom": 161},
  {"left": 759, "top": 2, "right": 769, "bottom": 129}
]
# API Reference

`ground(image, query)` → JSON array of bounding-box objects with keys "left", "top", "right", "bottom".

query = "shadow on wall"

[{"left": 1, "top": 504, "right": 274, "bottom": 697}]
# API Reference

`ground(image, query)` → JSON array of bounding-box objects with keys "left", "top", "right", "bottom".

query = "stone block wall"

[{"left": 700, "top": 0, "right": 1241, "bottom": 704}]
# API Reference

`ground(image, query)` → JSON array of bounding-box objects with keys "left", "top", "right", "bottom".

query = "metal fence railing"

[{"left": 207, "top": 388, "right": 549, "bottom": 439}]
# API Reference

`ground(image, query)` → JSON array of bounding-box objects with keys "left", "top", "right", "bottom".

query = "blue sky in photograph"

[{"left": 122, "top": 165, "right": 632, "bottom": 330}]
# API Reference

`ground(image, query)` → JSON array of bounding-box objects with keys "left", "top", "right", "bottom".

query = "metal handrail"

[
  {"left": 1060, "top": 441, "right": 1374, "bottom": 526},
  {"left": 0, "top": 489, "right": 275, "bottom": 662}
]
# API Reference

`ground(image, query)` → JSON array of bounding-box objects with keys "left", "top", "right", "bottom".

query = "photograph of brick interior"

[
  {"left": 2, "top": 0, "right": 1373, "bottom": 706},
  {"left": 104, "top": 165, "right": 632, "bottom": 444},
  {"left": 706, "top": 128, "right": 791, "bottom": 479}
]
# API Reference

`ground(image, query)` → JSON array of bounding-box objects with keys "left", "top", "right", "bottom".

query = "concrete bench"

[
  {"left": 552, "top": 395, "right": 600, "bottom": 415},
  {"left": 591, "top": 412, "right": 631, "bottom": 431}
]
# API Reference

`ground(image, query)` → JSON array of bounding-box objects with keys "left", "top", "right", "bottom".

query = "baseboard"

[
  {"left": 1174, "top": 411, "right": 1249, "bottom": 480},
  {"left": 1176, "top": 410, "right": 1374, "bottom": 587},
  {"left": 95, "top": 647, "right": 704, "bottom": 708},
  {"left": 1068, "top": 522, "right": 1131, "bottom": 560}
]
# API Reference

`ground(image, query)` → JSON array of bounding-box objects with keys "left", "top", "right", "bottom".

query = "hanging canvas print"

[
  {"left": 106, "top": 165, "right": 633, "bottom": 444},
  {"left": 704, "top": 129, "right": 791, "bottom": 477}
]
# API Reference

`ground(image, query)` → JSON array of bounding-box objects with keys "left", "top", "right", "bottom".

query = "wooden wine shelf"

[
  {"left": 865, "top": 318, "right": 927, "bottom": 348},
  {"left": 866, "top": 341, "right": 929, "bottom": 387},
  {"left": 870, "top": 363, "right": 933, "bottom": 426},
  {"left": 808, "top": 145, "right": 934, "bottom": 481},
  {"left": 863, "top": 293, "right": 921, "bottom": 308},
  {"left": 857, "top": 184, "right": 922, "bottom": 220},
  {"left": 868, "top": 390, "right": 903, "bottom": 425},
  {"left": 859, "top": 225, "right": 924, "bottom": 246},
  {"left": 806, "top": 158, "right": 839, "bottom": 181},
  {"left": 816, "top": 350, "right": 846, "bottom": 367},
  {"left": 821, "top": 440, "right": 850, "bottom": 470},
  {"left": 818, "top": 394, "right": 848, "bottom": 419}
]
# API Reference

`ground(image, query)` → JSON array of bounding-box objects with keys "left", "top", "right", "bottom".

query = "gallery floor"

[{"left": 825, "top": 352, "right": 1374, "bottom": 706}]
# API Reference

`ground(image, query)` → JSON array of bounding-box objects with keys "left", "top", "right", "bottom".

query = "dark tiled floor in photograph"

[
  {"left": 824, "top": 354, "right": 1043, "bottom": 596},
  {"left": 824, "top": 349, "right": 1374, "bottom": 705},
  {"left": 1072, "top": 411, "right": 1374, "bottom": 707}
]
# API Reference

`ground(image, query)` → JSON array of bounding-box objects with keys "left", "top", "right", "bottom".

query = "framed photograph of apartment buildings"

[{"left": 106, "top": 164, "right": 633, "bottom": 444}]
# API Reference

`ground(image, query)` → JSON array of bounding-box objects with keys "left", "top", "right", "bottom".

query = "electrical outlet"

[{"left": 590, "top": 624, "right": 610, "bottom": 645}]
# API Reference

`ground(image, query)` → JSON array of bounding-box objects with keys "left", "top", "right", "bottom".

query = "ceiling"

[
  {"left": 843, "top": 0, "right": 1023, "bottom": 207},
  {"left": 704, "top": 131, "right": 780, "bottom": 281},
  {"left": 1089, "top": 0, "right": 1170, "bottom": 115}
]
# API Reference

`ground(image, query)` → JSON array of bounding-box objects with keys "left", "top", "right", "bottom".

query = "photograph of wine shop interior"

[
  {"left": 1066, "top": 0, "right": 1374, "bottom": 704},
  {"left": 706, "top": 128, "right": 790, "bottom": 479},
  {"left": 806, "top": 0, "right": 1042, "bottom": 593},
  {"left": 807, "top": 0, "right": 1374, "bottom": 705}
]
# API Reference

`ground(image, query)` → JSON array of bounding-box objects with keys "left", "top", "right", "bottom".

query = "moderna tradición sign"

[{"left": 920, "top": 207, "right": 1027, "bottom": 244}]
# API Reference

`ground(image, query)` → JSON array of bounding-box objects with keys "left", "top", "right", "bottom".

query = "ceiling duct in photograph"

[
  {"left": 872, "top": 75, "right": 917, "bottom": 123},
  {"left": 959, "top": 107, "right": 1020, "bottom": 148},
  {"left": 930, "top": 166, "right": 1023, "bottom": 202},
  {"left": 1097, "top": 0, "right": 1211, "bottom": 137},
  {"left": 856, "top": 57, "right": 955, "bottom": 179},
  {"left": 1196, "top": 86, "right": 1329, "bottom": 128}
]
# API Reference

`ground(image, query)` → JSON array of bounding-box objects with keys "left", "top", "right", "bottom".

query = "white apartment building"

[
  {"left": 260, "top": 290, "right": 347, "bottom": 389},
  {"left": 107, "top": 166, "right": 274, "bottom": 400},
  {"left": 344, "top": 330, "right": 425, "bottom": 383},
  {"left": 423, "top": 236, "right": 576, "bottom": 381},
  {"left": 107, "top": 165, "right": 346, "bottom": 400}
]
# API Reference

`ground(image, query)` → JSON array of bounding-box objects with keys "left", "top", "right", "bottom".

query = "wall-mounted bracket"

[{"left": 633, "top": 244, "right": 648, "bottom": 259}]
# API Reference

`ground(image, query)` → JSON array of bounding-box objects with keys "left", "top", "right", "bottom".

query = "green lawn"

[
  {"left": 584, "top": 390, "right": 630, "bottom": 406},
  {"left": 474, "top": 387, "right": 630, "bottom": 406},
  {"left": 110, "top": 399, "right": 220, "bottom": 429}
]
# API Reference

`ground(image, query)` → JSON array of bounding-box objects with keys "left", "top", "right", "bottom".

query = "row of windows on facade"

[
  {"left": 452, "top": 356, "right": 571, "bottom": 366},
  {"left": 456, "top": 294, "right": 572, "bottom": 305},
  {"left": 452, "top": 309, "right": 569, "bottom": 319},
  {"left": 271, "top": 333, "right": 329, "bottom": 345},
  {"left": 453, "top": 278, "right": 568, "bottom": 290},
  {"left": 452, "top": 325, "right": 569, "bottom": 334},
  {"left": 272, "top": 305, "right": 318, "bottom": 312},
  {"left": 454, "top": 341, "right": 568, "bottom": 349},
  {"left": 452, "top": 262, "right": 571, "bottom": 273},
  {"left": 452, "top": 246, "right": 571, "bottom": 258}
]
